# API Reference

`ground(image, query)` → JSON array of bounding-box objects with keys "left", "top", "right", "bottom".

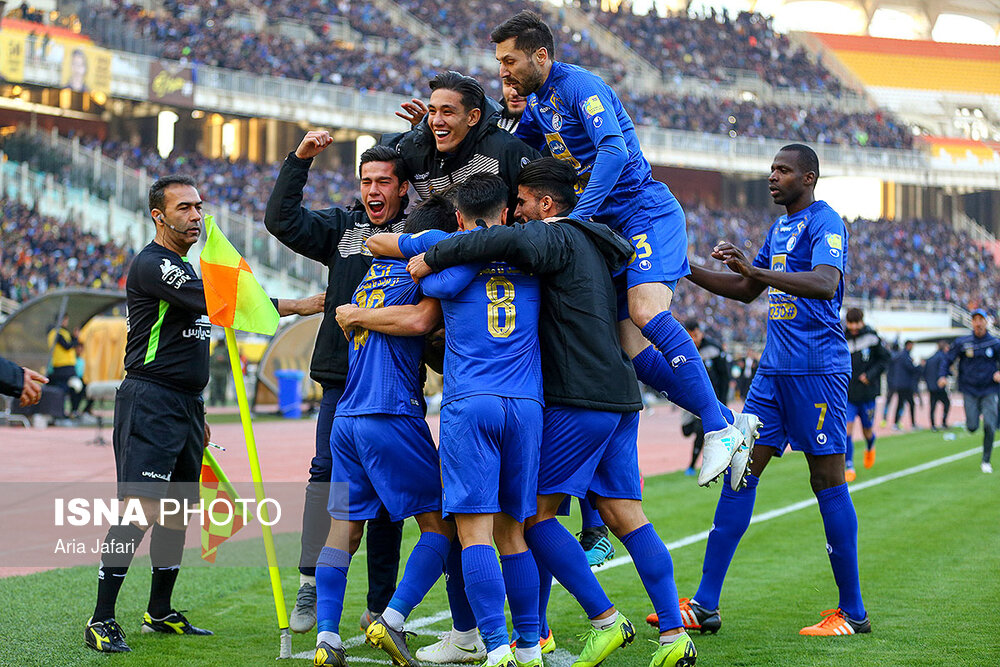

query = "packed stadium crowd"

[
  {"left": 590, "top": 7, "right": 844, "bottom": 95},
  {"left": 0, "top": 201, "right": 133, "bottom": 302},
  {"left": 76, "top": 1, "right": 914, "bottom": 148}
]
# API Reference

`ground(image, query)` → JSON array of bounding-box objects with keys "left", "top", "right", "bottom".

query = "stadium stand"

[
  {"left": 590, "top": 8, "right": 846, "bottom": 95},
  {"left": 71, "top": 2, "right": 913, "bottom": 147},
  {"left": 0, "top": 201, "right": 133, "bottom": 303}
]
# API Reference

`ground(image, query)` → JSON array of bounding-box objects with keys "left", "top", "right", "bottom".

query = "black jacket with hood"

[
  {"left": 423, "top": 217, "right": 641, "bottom": 413},
  {"left": 383, "top": 98, "right": 539, "bottom": 221},
  {"left": 264, "top": 153, "right": 407, "bottom": 388}
]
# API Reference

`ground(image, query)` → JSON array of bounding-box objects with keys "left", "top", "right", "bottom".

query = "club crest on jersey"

[
  {"left": 159, "top": 259, "right": 190, "bottom": 289},
  {"left": 786, "top": 235, "right": 797, "bottom": 252},
  {"left": 582, "top": 95, "right": 605, "bottom": 117},
  {"left": 551, "top": 114, "right": 562, "bottom": 131}
]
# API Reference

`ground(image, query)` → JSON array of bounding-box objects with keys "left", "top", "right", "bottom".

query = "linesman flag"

[
  {"left": 199, "top": 448, "right": 248, "bottom": 563},
  {"left": 199, "top": 215, "right": 279, "bottom": 335}
]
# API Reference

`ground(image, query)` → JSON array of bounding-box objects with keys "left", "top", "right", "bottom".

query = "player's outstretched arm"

[
  {"left": 424, "top": 221, "right": 571, "bottom": 275},
  {"left": 335, "top": 298, "right": 441, "bottom": 337},
  {"left": 276, "top": 292, "right": 326, "bottom": 317},
  {"left": 710, "top": 241, "right": 839, "bottom": 300},
  {"left": 366, "top": 233, "right": 405, "bottom": 258}
]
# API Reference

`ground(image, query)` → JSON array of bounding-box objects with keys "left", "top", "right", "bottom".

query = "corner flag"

[
  {"left": 199, "top": 448, "right": 248, "bottom": 563},
  {"left": 199, "top": 215, "right": 279, "bottom": 335}
]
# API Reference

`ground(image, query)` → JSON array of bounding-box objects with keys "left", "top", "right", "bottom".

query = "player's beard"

[{"left": 519, "top": 65, "right": 546, "bottom": 96}]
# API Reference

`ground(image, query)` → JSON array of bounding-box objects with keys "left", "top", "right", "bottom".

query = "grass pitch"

[{"left": 2, "top": 428, "right": 998, "bottom": 666}]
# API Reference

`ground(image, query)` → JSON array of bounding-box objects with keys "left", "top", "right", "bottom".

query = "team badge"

[
  {"left": 786, "top": 235, "right": 797, "bottom": 252},
  {"left": 551, "top": 114, "right": 562, "bottom": 130},
  {"left": 582, "top": 95, "right": 605, "bottom": 117}
]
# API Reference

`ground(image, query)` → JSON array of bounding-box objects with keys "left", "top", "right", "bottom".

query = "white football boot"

[{"left": 699, "top": 423, "right": 745, "bottom": 486}]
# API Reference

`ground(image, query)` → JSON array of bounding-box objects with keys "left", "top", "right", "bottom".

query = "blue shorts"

[
  {"left": 439, "top": 395, "right": 542, "bottom": 522},
  {"left": 599, "top": 183, "right": 690, "bottom": 291},
  {"left": 846, "top": 399, "right": 876, "bottom": 430},
  {"left": 743, "top": 373, "right": 849, "bottom": 457},
  {"left": 538, "top": 406, "right": 642, "bottom": 501},
  {"left": 328, "top": 415, "right": 442, "bottom": 522}
]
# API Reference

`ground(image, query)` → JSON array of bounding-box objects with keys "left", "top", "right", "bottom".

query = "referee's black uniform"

[{"left": 116, "top": 241, "right": 212, "bottom": 501}]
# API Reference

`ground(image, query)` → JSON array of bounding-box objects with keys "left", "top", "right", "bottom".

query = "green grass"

[{"left": 2, "top": 429, "right": 998, "bottom": 666}]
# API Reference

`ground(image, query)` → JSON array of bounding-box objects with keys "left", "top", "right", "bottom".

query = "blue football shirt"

[
  {"left": 337, "top": 258, "right": 427, "bottom": 417},
  {"left": 515, "top": 61, "right": 675, "bottom": 226},
  {"left": 399, "top": 229, "right": 543, "bottom": 406},
  {"left": 752, "top": 200, "right": 851, "bottom": 375}
]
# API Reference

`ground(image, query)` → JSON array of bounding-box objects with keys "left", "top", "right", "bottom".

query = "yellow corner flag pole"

[{"left": 224, "top": 326, "right": 292, "bottom": 658}]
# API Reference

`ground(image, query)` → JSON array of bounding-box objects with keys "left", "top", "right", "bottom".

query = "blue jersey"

[
  {"left": 336, "top": 258, "right": 426, "bottom": 417},
  {"left": 753, "top": 200, "right": 851, "bottom": 376},
  {"left": 515, "top": 61, "right": 675, "bottom": 227},
  {"left": 400, "top": 229, "right": 543, "bottom": 406}
]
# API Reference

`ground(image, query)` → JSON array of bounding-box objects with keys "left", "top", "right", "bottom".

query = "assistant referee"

[{"left": 85, "top": 175, "right": 321, "bottom": 653}]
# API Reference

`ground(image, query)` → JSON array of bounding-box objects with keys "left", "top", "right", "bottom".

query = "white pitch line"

[{"left": 293, "top": 447, "right": 979, "bottom": 661}]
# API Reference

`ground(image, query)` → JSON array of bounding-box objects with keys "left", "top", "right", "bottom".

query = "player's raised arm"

[{"left": 424, "top": 221, "right": 571, "bottom": 276}]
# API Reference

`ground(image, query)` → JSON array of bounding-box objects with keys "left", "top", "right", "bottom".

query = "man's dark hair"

[
  {"left": 429, "top": 71, "right": 486, "bottom": 113},
  {"left": 780, "top": 143, "right": 820, "bottom": 179},
  {"left": 149, "top": 175, "right": 197, "bottom": 212},
  {"left": 516, "top": 157, "right": 578, "bottom": 212},
  {"left": 359, "top": 145, "right": 406, "bottom": 182},
  {"left": 454, "top": 173, "right": 508, "bottom": 222},
  {"left": 403, "top": 195, "right": 457, "bottom": 235},
  {"left": 683, "top": 319, "right": 701, "bottom": 333},
  {"left": 845, "top": 307, "right": 864, "bottom": 323},
  {"left": 491, "top": 10, "right": 555, "bottom": 59}
]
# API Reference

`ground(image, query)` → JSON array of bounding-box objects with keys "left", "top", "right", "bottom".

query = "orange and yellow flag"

[
  {"left": 199, "top": 448, "right": 248, "bottom": 563},
  {"left": 200, "top": 215, "right": 279, "bottom": 335}
]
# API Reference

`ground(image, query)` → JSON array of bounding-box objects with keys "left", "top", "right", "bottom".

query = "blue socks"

[
  {"left": 316, "top": 547, "right": 352, "bottom": 633},
  {"left": 536, "top": 557, "right": 552, "bottom": 639},
  {"left": 632, "top": 336, "right": 732, "bottom": 430},
  {"left": 445, "top": 538, "right": 477, "bottom": 632},
  {"left": 500, "top": 551, "right": 540, "bottom": 649},
  {"left": 580, "top": 497, "right": 603, "bottom": 530},
  {"left": 866, "top": 433, "right": 876, "bottom": 451},
  {"left": 816, "top": 484, "right": 865, "bottom": 620},
  {"left": 386, "top": 532, "right": 450, "bottom": 620},
  {"left": 525, "top": 518, "right": 613, "bottom": 619},
  {"left": 694, "top": 472, "right": 759, "bottom": 610},
  {"left": 620, "top": 523, "right": 683, "bottom": 632},
  {"left": 845, "top": 435, "right": 855, "bottom": 468},
  {"left": 462, "top": 545, "right": 509, "bottom": 652}
]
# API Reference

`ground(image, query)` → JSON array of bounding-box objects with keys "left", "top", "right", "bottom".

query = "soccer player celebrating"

[
  {"left": 310, "top": 201, "right": 458, "bottom": 667},
  {"left": 408, "top": 157, "right": 697, "bottom": 667},
  {"left": 365, "top": 175, "right": 543, "bottom": 667},
  {"left": 676, "top": 145, "right": 870, "bottom": 637},
  {"left": 844, "top": 307, "right": 891, "bottom": 480},
  {"left": 937, "top": 308, "right": 1000, "bottom": 474},
  {"left": 490, "top": 11, "right": 751, "bottom": 487},
  {"left": 265, "top": 136, "right": 410, "bottom": 634}
]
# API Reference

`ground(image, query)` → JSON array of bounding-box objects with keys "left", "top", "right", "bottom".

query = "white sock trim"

[
  {"left": 317, "top": 631, "right": 341, "bottom": 649},
  {"left": 592, "top": 610, "right": 619, "bottom": 630},
  {"left": 380, "top": 607, "right": 406, "bottom": 632}
]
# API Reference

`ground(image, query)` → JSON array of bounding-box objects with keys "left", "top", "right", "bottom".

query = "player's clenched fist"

[
  {"left": 19, "top": 367, "right": 48, "bottom": 407},
  {"left": 407, "top": 253, "right": 432, "bottom": 281},
  {"left": 294, "top": 130, "right": 333, "bottom": 160}
]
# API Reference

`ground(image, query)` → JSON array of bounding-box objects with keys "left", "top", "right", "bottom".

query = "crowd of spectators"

[
  {"left": 591, "top": 7, "right": 844, "bottom": 95},
  {"left": 621, "top": 91, "right": 914, "bottom": 149},
  {"left": 0, "top": 202, "right": 133, "bottom": 302},
  {"left": 78, "top": 1, "right": 915, "bottom": 147}
]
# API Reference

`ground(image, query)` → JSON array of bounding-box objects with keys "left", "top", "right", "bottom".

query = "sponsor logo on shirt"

[
  {"left": 159, "top": 259, "right": 191, "bottom": 289},
  {"left": 582, "top": 95, "right": 605, "bottom": 117},
  {"left": 142, "top": 470, "right": 171, "bottom": 481}
]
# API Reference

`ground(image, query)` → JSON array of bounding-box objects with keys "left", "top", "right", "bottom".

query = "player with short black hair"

[
  {"left": 491, "top": 10, "right": 754, "bottom": 489},
  {"left": 383, "top": 71, "right": 539, "bottom": 224},
  {"left": 924, "top": 340, "right": 952, "bottom": 431},
  {"left": 673, "top": 145, "right": 870, "bottom": 637},
  {"left": 407, "top": 157, "right": 699, "bottom": 667},
  {"left": 844, "top": 307, "right": 891, "bottom": 479}
]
